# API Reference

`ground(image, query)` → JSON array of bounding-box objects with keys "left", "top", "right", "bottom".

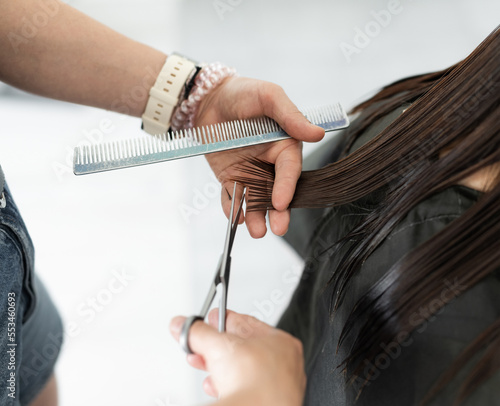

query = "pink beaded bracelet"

[{"left": 170, "top": 62, "right": 237, "bottom": 131}]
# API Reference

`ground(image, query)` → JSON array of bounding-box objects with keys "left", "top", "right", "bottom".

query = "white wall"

[{"left": 0, "top": 1, "right": 498, "bottom": 405}]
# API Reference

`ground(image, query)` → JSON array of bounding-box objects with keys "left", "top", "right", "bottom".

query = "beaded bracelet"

[{"left": 170, "top": 62, "right": 237, "bottom": 131}]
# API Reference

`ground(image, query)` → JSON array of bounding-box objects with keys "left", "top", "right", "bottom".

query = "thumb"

[
  {"left": 259, "top": 84, "right": 325, "bottom": 142},
  {"left": 170, "top": 316, "right": 237, "bottom": 359}
]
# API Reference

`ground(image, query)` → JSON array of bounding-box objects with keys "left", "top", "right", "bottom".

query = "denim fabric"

[{"left": 0, "top": 183, "right": 63, "bottom": 405}]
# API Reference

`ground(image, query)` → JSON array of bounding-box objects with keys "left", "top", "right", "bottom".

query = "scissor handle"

[{"left": 180, "top": 315, "right": 204, "bottom": 354}]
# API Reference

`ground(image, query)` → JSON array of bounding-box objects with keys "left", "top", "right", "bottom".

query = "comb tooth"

[
  {"left": 193, "top": 128, "right": 199, "bottom": 146},
  {"left": 209, "top": 125, "right": 215, "bottom": 143},
  {"left": 201, "top": 126, "right": 206, "bottom": 144},
  {"left": 123, "top": 140, "right": 128, "bottom": 158},
  {"left": 230, "top": 121, "right": 238, "bottom": 139},
  {"left": 150, "top": 136, "right": 156, "bottom": 154},
  {"left": 211, "top": 125, "right": 217, "bottom": 143},
  {"left": 236, "top": 120, "right": 244, "bottom": 138},
  {"left": 176, "top": 131, "right": 182, "bottom": 150},
  {"left": 257, "top": 118, "right": 265, "bottom": 135},
  {"left": 84, "top": 146, "right": 88, "bottom": 164},
  {"left": 169, "top": 132, "right": 175, "bottom": 150},
  {"left": 115, "top": 141, "right": 121, "bottom": 160},
  {"left": 241, "top": 120, "right": 248, "bottom": 137},
  {"left": 103, "top": 143, "right": 109, "bottom": 161},
  {"left": 190, "top": 128, "right": 196, "bottom": 147},
  {"left": 273, "top": 118, "right": 279, "bottom": 132},
  {"left": 180, "top": 130, "right": 185, "bottom": 149},
  {"left": 127, "top": 139, "right": 133, "bottom": 157},
  {"left": 131, "top": 139, "right": 137, "bottom": 157},
  {"left": 154, "top": 135, "right": 161, "bottom": 153},
  {"left": 99, "top": 144, "right": 105, "bottom": 162},
  {"left": 176, "top": 130, "right": 183, "bottom": 149},
  {"left": 189, "top": 128, "right": 195, "bottom": 145},
  {"left": 121, "top": 140, "right": 126, "bottom": 159},
  {"left": 160, "top": 132, "right": 166, "bottom": 148},
  {"left": 195, "top": 127, "right": 201, "bottom": 145},
  {"left": 269, "top": 117, "right": 276, "bottom": 132},
  {"left": 164, "top": 132, "right": 171, "bottom": 151},
  {"left": 134, "top": 138, "right": 140, "bottom": 156},
  {"left": 220, "top": 123, "right": 226, "bottom": 141},
  {"left": 250, "top": 119, "right": 258, "bottom": 136},
  {"left": 216, "top": 123, "right": 222, "bottom": 142},
  {"left": 182, "top": 129, "right": 189, "bottom": 148},
  {"left": 172, "top": 132, "right": 177, "bottom": 150},
  {"left": 124, "top": 139, "right": 130, "bottom": 158},
  {"left": 262, "top": 118, "right": 269, "bottom": 133},
  {"left": 220, "top": 123, "right": 227, "bottom": 141},
  {"left": 221, "top": 122, "right": 228, "bottom": 140},
  {"left": 192, "top": 128, "right": 197, "bottom": 145},
  {"left": 91, "top": 145, "right": 96, "bottom": 164},
  {"left": 226, "top": 122, "right": 233, "bottom": 140}
]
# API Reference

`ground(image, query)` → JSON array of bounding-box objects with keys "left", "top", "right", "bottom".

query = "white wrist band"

[{"left": 142, "top": 54, "right": 196, "bottom": 135}]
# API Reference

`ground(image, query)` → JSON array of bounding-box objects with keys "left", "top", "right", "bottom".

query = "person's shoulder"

[{"left": 389, "top": 185, "right": 481, "bottom": 243}]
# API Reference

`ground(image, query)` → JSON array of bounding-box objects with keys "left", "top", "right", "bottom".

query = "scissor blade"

[{"left": 228, "top": 187, "right": 246, "bottom": 251}]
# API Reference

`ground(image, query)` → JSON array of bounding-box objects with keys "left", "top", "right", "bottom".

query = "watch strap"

[{"left": 142, "top": 54, "right": 196, "bottom": 135}]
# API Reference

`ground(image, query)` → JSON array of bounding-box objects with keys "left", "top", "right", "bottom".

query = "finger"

[
  {"left": 258, "top": 83, "right": 325, "bottom": 142},
  {"left": 269, "top": 209, "right": 291, "bottom": 237},
  {"left": 221, "top": 181, "right": 245, "bottom": 224},
  {"left": 170, "top": 316, "right": 223, "bottom": 357},
  {"left": 245, "top": 208, "right": 267, "bottom": 238},
  {"left": 271, "top": 141, "right": 302, "bottom": 211},
  {"left": 208, "top": 308, "right": 270, "bottom": 338},
  {"left": 186, "top": 353, "right": 206, "bottom": 371},
  {"left": 203, "top": 376, "right": 219, "bottom": 398}
]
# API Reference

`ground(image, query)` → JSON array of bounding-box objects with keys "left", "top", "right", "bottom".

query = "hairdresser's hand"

[
  {"left": 170, "top": 309, "right": 306, "bottom": 406},
  {"left": 195, "top": 77, "right": 325, "bottom": 238}
]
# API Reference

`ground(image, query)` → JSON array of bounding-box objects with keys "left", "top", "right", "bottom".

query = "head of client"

[{"left": 236, "top": 27, "right": 500, "bottom": 406}]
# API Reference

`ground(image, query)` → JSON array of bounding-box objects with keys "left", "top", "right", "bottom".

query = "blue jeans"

[{"left": 0, "top": 183, "right": 63, "bottom": 405}]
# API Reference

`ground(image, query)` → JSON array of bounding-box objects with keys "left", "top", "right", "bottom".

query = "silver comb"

[{"left": 73, "top": 103, "right": 349, "bottom": 175}]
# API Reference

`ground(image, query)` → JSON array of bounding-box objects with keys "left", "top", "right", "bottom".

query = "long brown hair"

[{"left": 234, "top": 27, "right": 500, "bottom": 404}]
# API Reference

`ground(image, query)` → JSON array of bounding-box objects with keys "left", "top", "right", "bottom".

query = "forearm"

[{"left": 0, "top": 0, "right": 166, "bottom": 116}]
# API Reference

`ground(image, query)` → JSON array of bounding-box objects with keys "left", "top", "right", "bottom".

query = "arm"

[
  {"left": 0, "top": 0, "right": 325, "bottom": 236},
  {"left": 170, "top": 310, "right": 306, "bottom": 406},
  {"left": 0, "top": 0, "right": 164, "bottom": 116}
]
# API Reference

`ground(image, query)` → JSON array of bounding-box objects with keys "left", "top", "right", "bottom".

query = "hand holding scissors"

[{"left": 179, "top": 182, "right": 246, "bottom": 354}]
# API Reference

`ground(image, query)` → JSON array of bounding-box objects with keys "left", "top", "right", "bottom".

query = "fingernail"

[{"left": 170, "top": 317, "right": 184, "bottom": 334}]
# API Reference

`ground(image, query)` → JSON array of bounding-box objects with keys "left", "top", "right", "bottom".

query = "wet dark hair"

[{"left": 234, "top": 27, "right": 500, "bottom": 404}]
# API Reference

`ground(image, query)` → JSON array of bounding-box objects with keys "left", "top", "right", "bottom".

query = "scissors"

[{"left": 179, "top": 182, "right": 246, "bottom": 354}]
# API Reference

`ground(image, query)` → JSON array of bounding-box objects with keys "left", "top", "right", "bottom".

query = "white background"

[{"left": 0, "top": 1, "right": 498, "bottom": 405}]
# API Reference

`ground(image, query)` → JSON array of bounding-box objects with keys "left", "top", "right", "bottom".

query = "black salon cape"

[{"left": 279, "top": 101, "right": 500, "bottom": 405}]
